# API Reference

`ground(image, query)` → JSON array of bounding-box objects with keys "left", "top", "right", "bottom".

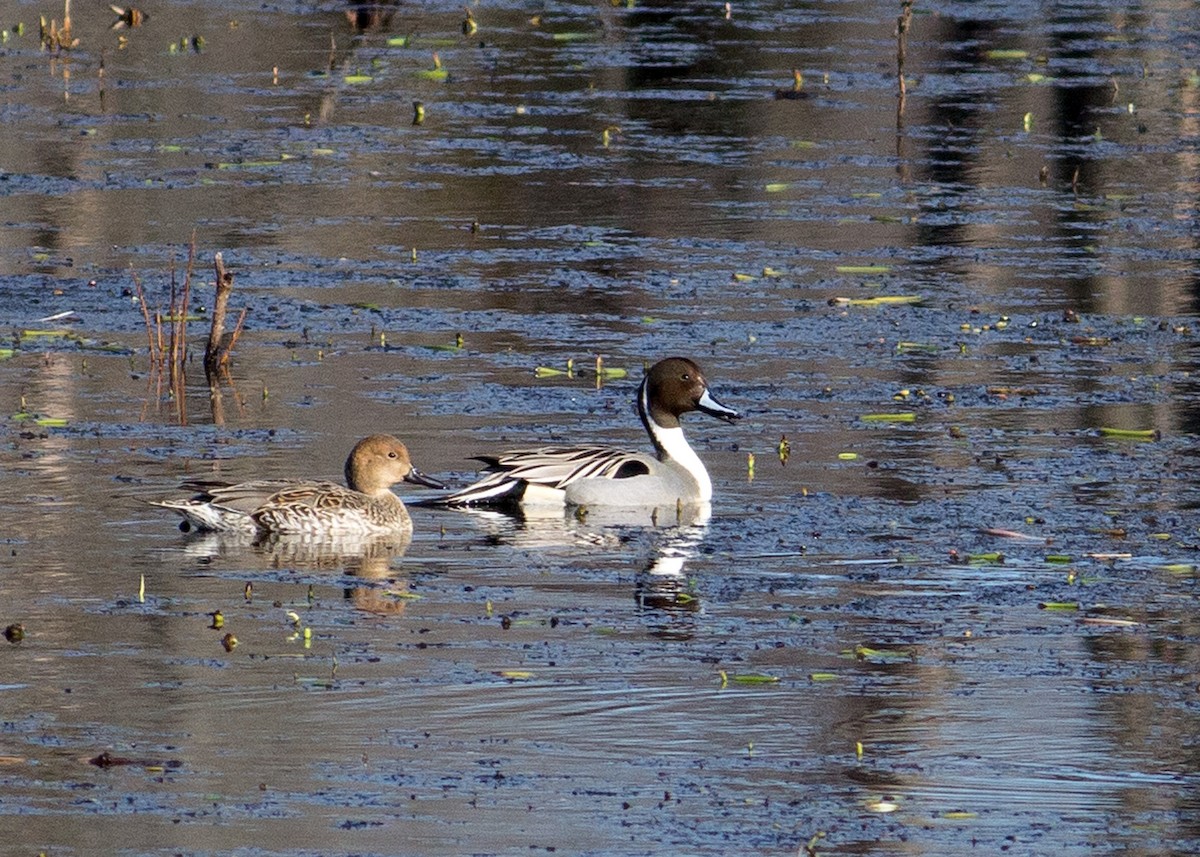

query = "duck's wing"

[
  {"left": 442, "top": 445, "right": 652, "bottom": 506},
  {"left": 148, "top": 479, "right": 297, "bottom": 532}
]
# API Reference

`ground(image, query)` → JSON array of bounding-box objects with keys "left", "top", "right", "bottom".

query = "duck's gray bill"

[
  {"left": 405, "top": 468, "right": 447, "bottom": 490},
  {"left": 697, "top": 389, "right": 742, "bottom": 423}
]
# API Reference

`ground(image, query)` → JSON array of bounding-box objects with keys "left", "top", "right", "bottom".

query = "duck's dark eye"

[
  {"left": 681, "top": 373, "right": 691, "bottom": 381},
  {"left": 388, "top": 451, "right": 398, "bottom": 459}
]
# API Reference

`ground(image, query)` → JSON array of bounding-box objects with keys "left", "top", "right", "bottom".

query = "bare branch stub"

[{"left": 204, "top": 252, "right": 240, "bottom": 383}]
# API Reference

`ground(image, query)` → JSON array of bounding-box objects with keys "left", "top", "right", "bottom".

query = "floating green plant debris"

[
  {"left": 731, "top": 673, "right": 779, "bottom": 684},
  {"left": 765, "top": 182, "right": 791, "bottom": 193},
  {"left": 968, "top": 552, "right": 1004, "bottom": 563},
  {"left": 214, "top": 156, "right": 292, "bottom": 170},
  {"left": 1044, "top": 554, "right": 1073, "bottom": 563},
  {"left": 732, "top": 272, "right": 755, "bottom": 282},
  {"left": 0, "top": 348, "right": 14, "bottom": 360},
  {"left": 1026, "top": 72, "right": 1049, "bottom": 83},
  {"left": 386, "top": 35, "right": 408, "bottom": 46},
  {"left": 832, "top": 295, "right": 923, "bottom": 307},
  {"left": 1098, "top": 427, "right": 1160, "bottom": 440},
  {"left": 551, "top": 31, "right": 595, "bottom": 41},
  {"left": 896, "top": 341, "right": 939, "bottom": 353},
  {"left": 496, "top": 670, "right": 534, "bottom": 679},
  {"left": 20, "top": 329, "right": 69, "bottom": 339},
  {"left": 986, "top": 48, "right": 1029, "bottom": 60},
  {"left": 836, "top": 264, "right": 891, "bottom": 274},
  {"left": 762, "top": 267, "right": 783, "bottom": 277},
  {"left": 382, "top": 590, "right": 421, "bottom": 600},
  {"left": 1162, "top": 563, "right": 1196, "bottom": 574},
  {"left": 837, "top": 452, "right": 859, "bottom": 460},
  {"left": 1038, "top": 601, "right": 1079, "bottom": 610},
  {"left": 808, "top": 672, "right": 838, "bottom": 681},
  {"left": 847, "top": 645, "right": 911, "bottom": 664},
  {"left": 416, "top": 67, "right": 448, "bottom": 81},
  {"left": 12, "top": 412, "right": 68, "bottom": 426},
  {"left": 718, "top": 670, "right": 780, "bottom": 687},
  {"left": 535, "top": 366, "right": 568, "bottom": 377},
  {"left": 343, "top": 73, "right": 372, "bottom": 84},
  {"left": 860, "top": 412, "right": 916, "bottom": 423}
]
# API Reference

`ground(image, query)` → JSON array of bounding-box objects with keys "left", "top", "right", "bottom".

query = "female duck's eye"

[
  {"left": 388, "top": 451, "right": 398, "bottom": 458},
  {"left": 681, "top": 373, "right": 691, "bottom": 381}
]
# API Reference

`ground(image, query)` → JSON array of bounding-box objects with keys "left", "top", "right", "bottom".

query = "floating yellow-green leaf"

[
  {"left": 215, "top": 158, "right": 286, "bottom": 169},
  {"left": 415, "top": 68, "right": 448, "bottom": 81},
  {"left": 1023, "top": 111, "right": 1034, "bottom": 132},
  {"left": 896, "top": 341, "right": 939, "bottom": 353},
  {"left": 869, "top": 214, "right": 904, "bottom": 223},
  {"left": 551, "top": 31, "right": 595, "bottom": 41},
  {"left": 762, "top": 267, "right": 783, "bottom": 278},
  {"left": 987, "top": 48, "right": 1029, "bottom": 60},
  {"left": 848, "top": 645, "right": 911, "bottom": 663},
  {"left": 0, "top": 349, "right": 13, "bottom": 360},
  {"left": 386, "top": 35, "right": 408, "bottom": 46},
  {"left": 1098, "top": 427, "right": 1160, "bottom": 440},
  {"left": 1150, "top": 532, "right": 1172, "bottom": 541},
  {"left": 850, "top": 192, "right": 883, "bottom": 199},
  {"left": 1026, "top": 73, "right": 1049, "bottom": 83},
  {"left": 837, "top": 452, "right": 859, "bottom": 460},
  {"left": 730, "top": 673, "right": 780, "bottom": 684},
  {"left": 942, "top": 811, "right": 978, "bottom": 820},
  {"left": 535, "top": 366, "right": 567, "bottom": 377},
  {"left": 157, "top": 144, "right": 185, "bottom": 153},
  {"left": 833, "top": 295, "right": 923, "bottom": 307},
  {"left": 640, "top": 315, "right": 659, "bottom": 324},
  {"left": 732, "top": 272, "right": 755, "bottom": 282},
  {"left": 836, "top": 264, "right": 891, "bottom": 274},
  {"left": 496, "top": 670, "right": 534, "bottom": 679},
  {"left": 20, "top": 329, "right": 69, "bottom": 338},
  {"left": 343, "top": 73, "right": 373, "bottom": 84},
  {"left": 968, "top": 552, "right": 1004, "bottom": 563},
  {"left": 861, "top": 412, "right": 916, "bottom": 423},
  {"left": 808, "top": 672, "right": 839, "bottom": 681},
  {"left": 765, "top": 182, "right": 791, "bottom": 193},
  {"left": 1044, "top": 554, "right": 1073, "bottom": 563},
  {"left": 35, "top": 416, "right": 68, "bottom": 427},
  {"left": 1038, "top": 601, "right": 1079, "bottom": 610},
  {"left": 1162, "top": 563, "right": 1196, "bottom": 574},
  {"left": 789, "top": 140, "right": 819, "bottom": 149},
  {"left": 597, "top": 367, "right": 627, "bottom": 379}
]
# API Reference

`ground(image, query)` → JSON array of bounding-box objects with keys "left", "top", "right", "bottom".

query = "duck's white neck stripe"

[{"left": 647, "top": 424, "right": 713, "bottom": 502}]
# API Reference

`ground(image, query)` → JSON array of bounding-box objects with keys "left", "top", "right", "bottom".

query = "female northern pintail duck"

[
  {"left": 153, "top": 434, "right": 445, "bottom": 535},
  {"left": 442, "top": 357, "right": 741, "bottom": 507}
]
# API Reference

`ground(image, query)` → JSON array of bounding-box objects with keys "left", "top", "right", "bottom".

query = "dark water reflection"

[{"left": 4, "top": 0, "right": 1200, "bottom": 853}]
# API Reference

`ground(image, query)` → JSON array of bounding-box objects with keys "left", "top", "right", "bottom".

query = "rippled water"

[{"left": 3, "top": 0, "right": 1200, "bottom": 854}]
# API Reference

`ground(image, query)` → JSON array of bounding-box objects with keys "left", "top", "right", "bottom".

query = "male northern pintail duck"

[
  {"left": 152, "top": 434, "right": 445, "bottom": 535},
  {"left": 442, "top": 356, "right": 741, "bottom": 507}
]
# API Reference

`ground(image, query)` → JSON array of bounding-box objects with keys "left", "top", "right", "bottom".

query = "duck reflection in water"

[
  {"left": 174, "top": 528, "right": 417, "bottom": 616},
  {"left": 454, "top": 501, "right": 713, "bottom": 637}
]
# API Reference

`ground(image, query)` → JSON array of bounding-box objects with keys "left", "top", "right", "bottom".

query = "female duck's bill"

[
  {"left": 440, "top": 356, "right": 741, "bottom": 509},
  {"left": 152, "top": 434, "right": 445, "bottom": 536}
]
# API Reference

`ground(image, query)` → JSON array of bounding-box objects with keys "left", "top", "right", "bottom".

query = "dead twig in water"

[{"left": 204, "top": 252, "right": 246, "bottom": 383}]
